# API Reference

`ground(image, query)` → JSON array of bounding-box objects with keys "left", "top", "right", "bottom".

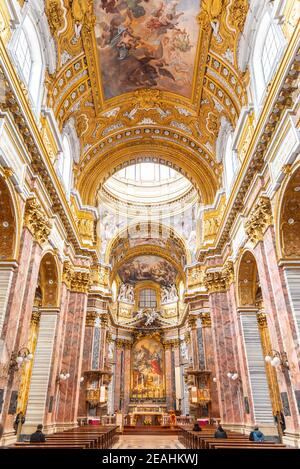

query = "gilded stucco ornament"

[
  {"left": 245, "top": 196, "right": 273, "bottom": 245},
  {"left": 71, "top": 270, "right": 90, "bottom": 293},
  {"left": 24, "top": 198, "right": 52, "bottom": 245}
]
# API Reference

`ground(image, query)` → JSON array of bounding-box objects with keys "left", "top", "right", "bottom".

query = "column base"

[
  {"left": 1, "top": 431, "right": 17, "bottom": 447},
  {"left": 223, "top": 422, "right": 279, "bottom": 437},
  {"left": 282, "top": 431, "right": 300, "bottom": 448}
]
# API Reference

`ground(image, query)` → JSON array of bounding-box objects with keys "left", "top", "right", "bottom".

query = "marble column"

[
  {"left": 200, "top": 313, "right": 220, "bottom": 419},
  {"left": 164, "top": 343, "right": 173, "bottom": 410},
  {"left": 123, "top": 342, "right": 132, "bottom": 413},
  {"left": 0, "top": 226, "right": 43, "bottom": 440},
  {"left": 114, "top": 340, "right": 124, "bottom": 412}
]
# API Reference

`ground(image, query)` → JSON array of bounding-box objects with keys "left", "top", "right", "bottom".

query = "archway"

[
  {"left": 279, "top": 166, "right": 300, "bottom": 259},
  {"left": 0, "top": 175, "right": 19, "bottom": 337},
  {"left": 17, "top": 252, "right": 60, "bottom": 435},
  {"left": 237, "top": 251, "right": 282, "bottom": 430}
]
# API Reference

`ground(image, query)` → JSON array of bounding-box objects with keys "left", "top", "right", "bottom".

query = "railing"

[{"left": 100, "top": 415, "right": 117, "bottom": 425}]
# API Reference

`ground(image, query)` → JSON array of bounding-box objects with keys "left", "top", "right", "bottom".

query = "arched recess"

[
  {"left": 278, "top": 165, "right": 300, "bottom": 260},
  {"left": 38, "top": 252, "right": 60, "bottom": 307},
  {"left": 110, "top": 245, "right": 184, "bottom": 286},
  {"left": 0, "top": 175, "right": 19, "bottom": 261},
  {"left": 105, "top": 221, "right": 191, "bottom": 267},
  {"left": 237, "top": 250, "right": 261, "bottom": 308},
  {"left": 17, "top": 251, "right": 61, "bottom": 431},
  {"left": 236, "top": 250, "right": 282, "bottom": 425},
  {"left": 0, "top": 175, "right": 20, "bottom": 336},
  {"left": 76, "top": 142, "right": 219, "bottom": 207}
]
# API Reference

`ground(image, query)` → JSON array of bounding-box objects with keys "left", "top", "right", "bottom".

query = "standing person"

[
  {"left": 214, "top": 424, "right": 227, "bottom": 438},
  {"left": 30, "top": 424, "right": 46, "bottom": 443},
  {"left": 13, "top": 412, "right": 25, "bottom": 436}
]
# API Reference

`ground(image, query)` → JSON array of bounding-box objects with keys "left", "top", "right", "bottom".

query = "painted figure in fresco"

[{"left": 94, "top": 0, "right": 199, "bottom": 98}]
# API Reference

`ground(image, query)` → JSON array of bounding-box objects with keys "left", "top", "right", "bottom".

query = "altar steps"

[{"left": 123, "top": 425, "right": 179, "bottom": 435}]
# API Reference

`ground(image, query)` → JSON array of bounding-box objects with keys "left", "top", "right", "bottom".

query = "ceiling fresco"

[
  {"left": 118, "top": 255, "right": 178, "bottom": 285},
  {"left": 94, "top": 0, "right": 200, "bottom": 99}
]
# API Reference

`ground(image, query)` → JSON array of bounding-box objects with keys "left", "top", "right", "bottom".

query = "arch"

[
  {"left": 110, "top": 245, "right": 184, "bottom": 286},
  {"left": 278, "top": 165, "right": 300, "bottom": 260},
  {"left": 37, "top": 252, "right": 60, "bottom": 307},
  {"left": 237, "top": 250, "right": 262, "bottom": 308},
  {"left": 0, "top": 175, "right": 19, "bottom": 260},
  {"left": 77, "top": 142, "right": 219, "bottom": 207},
  {"left": 105, "top": 221, "right": 191, "bottom": 266}
]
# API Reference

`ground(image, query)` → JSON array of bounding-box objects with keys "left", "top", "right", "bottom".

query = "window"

[
  {"left": 261, "top": 23, "right": 281, "bottom": 84},
  {"left": 60, "top": 134, "right": 72, "bottom": 193},
  {"left": 11, "top": 15, "right": 43, "bottom": 111},
  {"left": 252, "top": 12, "right": 285, "bottom": 104},
  {"left": 139, "top": 289, "right": 157, "bottom": 308},
  {"left": 117, "top": 163, "right": 177, "bottom": 183},
  {"left": 15, "top": 29, "right": 31, "bottom": 85},
  {"left": 223, "top": 133, "right": 237, "bottom": 196}
]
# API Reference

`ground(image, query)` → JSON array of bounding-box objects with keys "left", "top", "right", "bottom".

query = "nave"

[{"left": 0, "top": 0, "right": 300, "bottom": 455}]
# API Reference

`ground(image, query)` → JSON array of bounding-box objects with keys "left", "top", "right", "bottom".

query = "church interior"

[{"left": 0, "top": 0, "right": 300, "bottom": 451}]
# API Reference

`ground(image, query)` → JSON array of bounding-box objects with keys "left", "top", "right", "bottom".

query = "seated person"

[
  {"left": 214, "top": 424, "right": 227, "bottom": 439},
  {"left": 192, "top": 422, "right": 202, "bottom": 432},
  {"left": 249, "top": 426, "right": 265, "bottom": 442},
  {"left": 30, "top": 424, "right": 46, "bottom": 443}
]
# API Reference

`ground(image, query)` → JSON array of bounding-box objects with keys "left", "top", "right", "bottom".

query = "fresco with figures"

[
  {"left": 131, "top": 338, "right": 164, "bottom": 398},
  {"left": 118, "top": 255, "right": 177, "bottom": 285},
  {"left": 94, "top": 0, "right": 200, "bottom": 99}
]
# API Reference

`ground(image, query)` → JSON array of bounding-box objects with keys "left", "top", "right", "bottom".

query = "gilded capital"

[
  {"left": 24, "top": 197, "right": 52, "bottom": 245},
  {"left": 86, "top": 311, "right": 97, "bottom": 326},
  {"left": 222, "top": 261, "right": 234, "bottom": 289},
  {"left": 257, "top": 312, "right": 268, "bottom": 328},
  {"left": 71, "top": 271, "right": 90, "bottom": 293},
  {"left": 200, "top": 312, "right": 212, "bottom": 328},
  {"left": 204, "top": 270, "right": 226, "bottom": 293},
  {"left": 31, "top": 310, "right": 41, "bottom": 325},
  {"left": 188, "top": 316, "right": 197, "bottom": 328},
  {"left": 62, "top": 261, "right": 74, "bottom": 289},
  {"left": 245, "top": 196, "right": 273, "bottom": 245}
]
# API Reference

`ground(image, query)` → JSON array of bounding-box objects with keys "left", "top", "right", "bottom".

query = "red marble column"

[
  {"left": 77, "top": 314, "right": 94, "bottom": 418},
  {"left": 226, "top": 283, "right": 255, "bottom": 427},
  {"left": 189, "top": 318, "right": 199, "bottom": 369},
  {"left": 67, "top": 292, "right": 88, "bottom": 423},
  {"left": 123, "top": 344, "right": 132, "bottom": 413},
  {"left": 209, "top": 289, "right": 240, "bottom": 424},
  {"left": 114, "top": 342, "right": 123, "bottom": 412},
  {"left": 164, "top": 344, "right": 173, "bottom": 410},
  {"left": 201, "top": 317, "right": 220, "bottom": 419},
  {"left": 0, "top": 228, "right": 42, "bottom": 435}
]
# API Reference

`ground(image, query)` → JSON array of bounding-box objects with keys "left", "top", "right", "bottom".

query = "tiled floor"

[{"left": 114, "top": 435, "right": 184, "bottom": 449}]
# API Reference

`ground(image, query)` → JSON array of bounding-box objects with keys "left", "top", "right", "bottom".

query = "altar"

[{"left": 127, "top": 403, "right": 167, "bottom": 426}]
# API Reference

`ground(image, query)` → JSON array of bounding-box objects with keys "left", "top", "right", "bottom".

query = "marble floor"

[{"left": 114, "top": 435, "right": 184, "bottom": 449}]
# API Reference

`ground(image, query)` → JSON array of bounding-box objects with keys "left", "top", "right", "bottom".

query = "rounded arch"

[
  {"left": 0, "top": 174, "right": 20, "bottom": 260},
  {"left": 110, "top": 245, "right": 184, "bottom": 285},
  {"left": 236, "top": 250, "right": 262, "bottom": 308},
  {"left": 105, "top": 221, "right": 191, "bottom": 266},
  {"left": 37, "top": 252, "right": 60, "bottom": 307},
  {"left": 277, "top": 164, "right": 300, "bottom": 260},
  {"left": 76, "top": 141, "right": 219, "bottom": 206}
]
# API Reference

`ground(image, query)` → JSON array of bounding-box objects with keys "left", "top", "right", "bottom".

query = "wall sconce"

[
  {"left": 80, "top": 376, "right": 84, "bottom": 383},
  {"left": 212, "top": 377, "right": 217, "bottom": 383},
  {"left": 265, "top": 350, "right": 289, "bottom": 371},
  {"left": 57, "top": 371, "right": 70, "bottom": 383},
  {"left": 9, "top": 347, "right": 33, "bottom": 373},
  {"left": 227, "top": 372, "right": 240, "bottom": 381}
]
